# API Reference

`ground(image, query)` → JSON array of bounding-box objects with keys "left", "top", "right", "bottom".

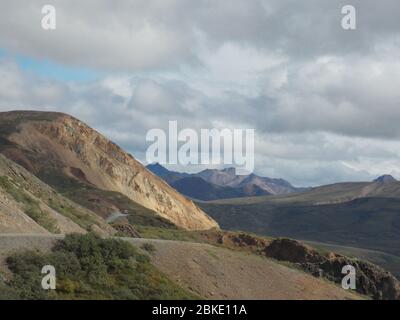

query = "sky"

[{"left": 0, "top": 0, "right": 400, "bottom": 186}]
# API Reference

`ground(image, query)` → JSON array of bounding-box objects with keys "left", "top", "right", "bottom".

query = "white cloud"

[
  {"left": 1, "top": 59, "right": 400, "bottom": 186},
  {"left": 1, "top": 0, "right": 400, "bottom": 71}
]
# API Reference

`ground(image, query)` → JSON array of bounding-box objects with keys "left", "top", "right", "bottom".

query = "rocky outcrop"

[
  {"left": 320, "top": 257, "right": 400, "bottom": 300},
  {"left": 0, "top": 111, "right": 218, "bottom": 230},
  {"left": 373, "top": 175, "right": 397, "bottom": 184},
  {"left": 111, "top": 223, "right": 141, "bottom": 238},
  {"left": 264, "top": 238, "right": 325, "bottom": 264},
  {"left": 217, "top": 232, "right": 268, "bottom": 250},
  {"left": 264, "top": 238, "right": 400, "bottom": 300}
]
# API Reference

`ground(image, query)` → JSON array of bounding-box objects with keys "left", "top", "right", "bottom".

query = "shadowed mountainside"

[
  {"left": 200, "top": 177, "right": 400, "bottom": 276},
  {"left": 147, "top": 163, "right": 302, "bottom": 201}
]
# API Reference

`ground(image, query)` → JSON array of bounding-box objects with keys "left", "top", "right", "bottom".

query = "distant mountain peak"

[
  {"left": 374, "top": 175, "right": 397, "bottom": 184},
  {"left": 147, "top": 162, "right": 164, "bottom": 169},
  {"left": 221, "top": 167, "right": 236, "bottom": 175},
  {"left": 149, "top": 162, "right": 162, "bottom": 167},
  {"left": 149, "top": 164, "right": 299, "bottom": 200},
  {"left": 146, "top": 162, "right": 169, "bottom": 175}
]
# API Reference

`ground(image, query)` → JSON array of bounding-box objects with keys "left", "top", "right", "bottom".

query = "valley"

[
  {"left": 200, "top": 180, "right": 400, "bottom": 278},
  {"left": 0, "top": 110, "right": 399, "bottom": 300}
]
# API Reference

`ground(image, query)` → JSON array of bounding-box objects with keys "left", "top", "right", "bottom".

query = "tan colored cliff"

[{"left": 1, "top": 111, "right": 218, "bottom": 230}]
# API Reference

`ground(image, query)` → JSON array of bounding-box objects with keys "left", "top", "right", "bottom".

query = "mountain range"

[
  {"left": 0, "top": 110, "right": 399, "bottom": 300},
  {"left": 147, "top": 163, "right": 302, "bottom": 201},
  {"left": 147, "top": 161, "right": 400, "bottom": 277}
]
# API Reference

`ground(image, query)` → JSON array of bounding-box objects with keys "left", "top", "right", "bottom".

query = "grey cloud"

[
  {"left": 1, "top": 59, "right": 398, "bottom": 186},
  {"left": 1, "top": 1, "right": 400, "bottom": 71},
  {"left": 255, "top": 157, "right": 374, "bottom": 187},
  {"left": 1, "top": 1, "right": 400, "bottom": 185}
]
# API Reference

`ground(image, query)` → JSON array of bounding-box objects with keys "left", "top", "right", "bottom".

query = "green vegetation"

[
  {"left": 47, "top": 196, "right": 97, "bottom": 231},
  {"left": 0, "top": 234, "right": 198, "bottom": 300},
  {"left": 141, "top": 242, "right": 157, "bottom": 254},
  {"left": 134, "top": 226, "right": 272, "bottom": 255},
  {"left": 0, "top": 158, "right": 108, "bottom": 234},
  {"left": 136, "top": 226, "right": 204, "bottom": 242},
  {"left": 39, "top": 169, "right": 177, "bottom": 229},
  {"left": 0, "top": 280, "right": 19, "bottom": 300},
  {"left": 0, "top": 176, "right": 59, "bottom": 233},
  {"left": 200, "top": 196, "right": 400, "bottom": 279}
]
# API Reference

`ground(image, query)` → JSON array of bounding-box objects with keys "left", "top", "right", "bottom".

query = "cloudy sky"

[{"left": 0, "top": 0, "right": 400, "bottom": 186}]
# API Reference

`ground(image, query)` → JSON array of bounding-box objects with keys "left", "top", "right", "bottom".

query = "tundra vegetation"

[{"left": 0, "top": 233, "right": 197, "bottom": 300}]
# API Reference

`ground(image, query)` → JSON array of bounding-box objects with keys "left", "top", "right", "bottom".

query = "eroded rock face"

[
  {"left": 1, "top": 111, "right": 218, "bottom": 231},
  {"left": 264, "top": 238, "right": 400, "bottom": 300},
  {"left": 218, "top": 232, "right": 268, "bottom": 249},
  {"left": 264, "top": 238, "right": 325, "bottom": 264},
  {"left": 320, "top": 257, "right": 400, "bottom": 300},
  {"left": 112, "top": 223, "right": 141, "bottom": 238}
]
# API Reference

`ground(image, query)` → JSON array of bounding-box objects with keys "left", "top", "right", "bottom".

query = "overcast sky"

[{"left": 0, "top": 0, "right": 400, "bottom": 186}]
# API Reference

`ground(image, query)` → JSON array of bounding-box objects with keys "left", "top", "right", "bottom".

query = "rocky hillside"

[
  {"left": 201, "top": 174, "right": 400, "bottom": 270},
  {"left": 0, "top": 111, "right": 218, "bottom": 230},
  {"left": 197, "top": 168, "right": 300, "bottom": 195},
  {"left": 0, "top": 234, "right": 362, "bottom": 300},
  {"left": 193, "top": 231, "right": 400, "bottom": 300},
  {"left": 264, "top": 238, "right": 400, "bottom": 300},
  {"left": 0, "top": 154, "right": 114, "bottom": 236}
]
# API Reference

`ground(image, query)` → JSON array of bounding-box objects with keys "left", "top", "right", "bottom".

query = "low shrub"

[{"left": 1, "top": 233, "right": 197, "bottom": 300}]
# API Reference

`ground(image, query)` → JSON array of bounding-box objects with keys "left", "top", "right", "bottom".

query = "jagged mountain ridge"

[
  {"left": 197, "top": 167, "right": 300, "bottom": 194},
  {"left": 0, "top": 111, "right": 218, "bottom": 230},
  {"left": 147, "top": 163, "right": 301, "bottom": 201}
]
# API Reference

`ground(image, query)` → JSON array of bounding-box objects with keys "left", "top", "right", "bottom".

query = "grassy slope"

[
  {"left": 0, "top": 155, "right": 114, "bottom": 234},
  {"left": 0, "top": 234, "right": 197, "bottom": 300},
  {"left": 208, "top": 180, "right": 400, "bottom": 205},
  {"left": 0, "top": 234, "right": 362, "bottom": 300},
  {"left": 200, "top": 196, "right": 400, "bottom": 272},
  {"left": 0, "top": 176, "right": 59, "bottom": 233},
  {"left": 39, "top": 169, "right": 178, "bottom": 230}
]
